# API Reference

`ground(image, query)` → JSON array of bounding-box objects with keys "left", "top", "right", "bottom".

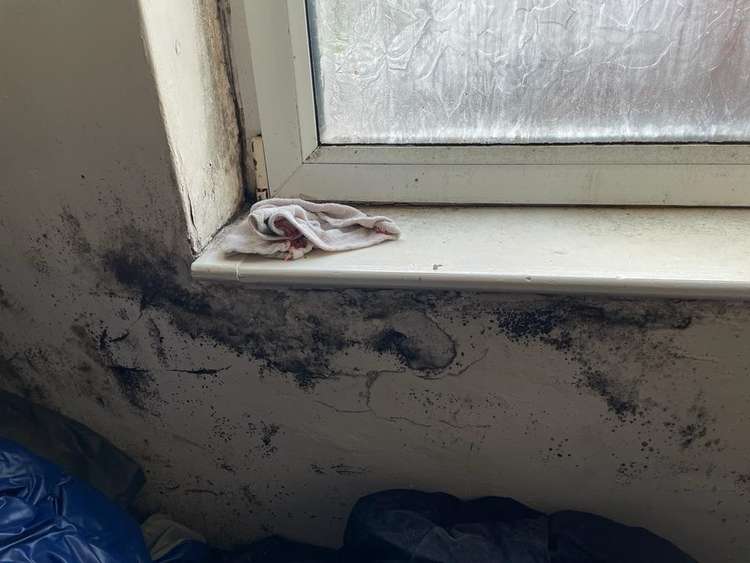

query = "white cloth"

[{"left": 225, "top": 198, "right": 401, "bottom": 260}]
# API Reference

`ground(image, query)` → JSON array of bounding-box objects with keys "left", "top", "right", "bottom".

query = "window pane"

[{"left": 306, "top": 0, "right": 750, "bottom": 144}]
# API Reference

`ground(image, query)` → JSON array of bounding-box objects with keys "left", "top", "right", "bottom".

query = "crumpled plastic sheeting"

[
  {"left": 307, "top": 0, "right": 750, "bottom": 144},
  {"left": 0, "top": 439, "right": 151, "bottom": 563}
]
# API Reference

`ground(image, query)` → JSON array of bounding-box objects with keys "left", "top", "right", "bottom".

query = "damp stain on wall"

[
  {"left": 21, "top": 213, "right": 729, "bottom": 457},
  {"left": 2, "top": 207, "right": 748, "bottom": 563},
  {"left": 0, "top": 285, "right": 11, "bottom": 310},
  {"left": 490, "top": 299, "right": 696, "bottom": 422},
  {"left": 0, "top": 351, "right": 46, "bottom": 402},
  {"left": 372, "top": 311, "right": 456, "bottom": 372}
]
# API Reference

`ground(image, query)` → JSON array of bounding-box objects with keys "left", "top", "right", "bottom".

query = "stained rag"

[{"left": 225, "top": 198, "right": 400, "bottom": 260}]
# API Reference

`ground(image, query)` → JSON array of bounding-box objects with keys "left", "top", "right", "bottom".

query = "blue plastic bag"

[{"left": 0, "top": 438, "right": 151, "bottom": 563}]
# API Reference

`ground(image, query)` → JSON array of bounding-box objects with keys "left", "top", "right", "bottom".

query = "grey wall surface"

[{"left": 1, "top": 2, "right": 749, "bottom": 562}]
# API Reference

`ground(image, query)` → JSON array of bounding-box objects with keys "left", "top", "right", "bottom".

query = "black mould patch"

[
  {"left": 490, "top": 299, "right": 695, "bottom": 421},
  {"left": 617, "top": 460, "right": 649, "bottom": 482},
  {"left": 578, "top": 369, "right": 638, "bottom": 418},
  {"left": 494, "top": 300, "right": 692, "bottom": 351},
  {"left": 0, "top": 285, "right": 11, "bottom": 310},
  {"left": 99, "top": 230, "right": 352, "bottom": 390},
  {"left": 59, "top": 208, "right": 93, "bottom": 256},
  {"left": 147, "top": 319, "right": 168, "bottom": 365},
  {"left": 110, "top": 366, "right": 157, "bottom": 411},
  {"left": 269, "top": 358, "right": 317, "bottom": 390},
  {"left": 494, "top": 307, "right": 568, "bottom": 346},
  {"left": 103, "top": 246, "right": 211, "bottom": 316},
  {"left": 71, "top": 322, "right": 161, "bottom": 413},
  {"left": 260, "top": 423, "right": 279, "bottom": 457},
  {"left": 0, "top": 352, "right": 45, "bottom": 401},
  {"left": 308, "top": 463, "right": 367, "bottom": 476},
  {"left": 735, "top": 473, "right": 750, "bottom": 494},
  {"left": 373, "top": 312, "right": 456, "bottom": 371},
  {"left": 677, "top": 401, "right": 711, "bottom": 449},
  {"left": 331, "top": 463, "right": 367, "bottom": 476}
]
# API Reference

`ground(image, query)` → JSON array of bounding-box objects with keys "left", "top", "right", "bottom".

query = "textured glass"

[{"left": 306, "top": 0, "right": 750, "bottom": 144}]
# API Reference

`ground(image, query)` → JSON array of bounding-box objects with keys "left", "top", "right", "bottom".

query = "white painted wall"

[
  {"left": 1, "top": 3, "right": 749, "bottom": 563},
  {"left": 139, "top": 0, "right": 246, "bottom": 252}
]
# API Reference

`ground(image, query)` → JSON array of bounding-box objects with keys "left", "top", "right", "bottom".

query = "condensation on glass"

[{"left": 306, "top": 0, "right": 750, "bottom": 145}]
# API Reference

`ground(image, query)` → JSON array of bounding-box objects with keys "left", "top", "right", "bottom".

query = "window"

[{"left": 238, "top": 0, "right": 750, "bottom": 205}]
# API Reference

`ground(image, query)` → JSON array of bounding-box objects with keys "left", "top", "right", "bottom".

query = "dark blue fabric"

[
  {"left": 153, "top": 540, "right": 216, "bottom": 563},
  {"left": 340, "top": 490, "right": 697, "bottom": 563},
  {"left": 343, "top": 491, "right": 550, "bottom": 563},
  {"left": 223, "top": 490, "right": 697, "bottom": 563},
  {"left": 0, "top": 438, "right": 151, "bottom": 563},
  {"left": 225, "top": 537, "right": 338, "bottom": 563}
]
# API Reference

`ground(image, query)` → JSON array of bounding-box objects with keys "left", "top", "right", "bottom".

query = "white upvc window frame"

[{"left": 234, "top": 0, "right": 750, "bottom": 206}]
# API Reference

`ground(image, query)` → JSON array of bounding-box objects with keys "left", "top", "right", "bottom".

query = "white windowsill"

[{"left": 191, "top": 206, "right": 750, "bottom": 298}]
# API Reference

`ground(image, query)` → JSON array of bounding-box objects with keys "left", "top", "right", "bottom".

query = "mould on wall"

[
  {"left": 59, "top": 208, "right": 93, "bottom": 256},
  {"left": 259, "top": 423, "right": 279, "bottom": 457},
  {"left": 372, "top": 311, "right": 457, "bottom": 372},
  {"left": 4, "top": 202, "right": 750, "bottom": 562},
  {"left": 0, "top": 351, "right": 46, "bottom": 402},
  {"left": 97, "top": 228, "right": 464, "bottom": 393},
  {"left": 103, "top": 241, "right": 211, "bottom": 316},
  {"left": 493, "top": 300, "right": 693, "bottom": 351},
  {"left": 0, "top": 285, "right": 11, "bottom": 310},
  {"left": 490, "top": 298, "right": 696, "bottom": 422},
  {"left": 110, "top": 366, "right": 158, "bottom": 412},
  {"left": 578, "top": 368, "right": 639, "bottom": 418},
  {"left": 148, "top": 319, "right": 168, "bottom": 365},
  {"left": 677, "top": 397, "right": 712, "bottom": 449},
  {"left": 71, "top": 321, "right": 162, "bottom": 413},
  {"left": 735, "top": 474, "right": 750, "bottom": 495}
]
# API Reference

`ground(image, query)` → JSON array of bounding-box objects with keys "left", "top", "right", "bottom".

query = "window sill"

[{"left": 192, "top": 206, "right": 750, "bottom": 299}]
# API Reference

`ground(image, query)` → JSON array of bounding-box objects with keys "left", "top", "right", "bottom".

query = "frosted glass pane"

[{"left": 306, "top": 0, "right": 750, "bottom": 144}]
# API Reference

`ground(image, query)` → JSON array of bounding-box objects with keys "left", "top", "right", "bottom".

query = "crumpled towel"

[{"left": 225, "top": 198, "right": 401, "bottom": 260}]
